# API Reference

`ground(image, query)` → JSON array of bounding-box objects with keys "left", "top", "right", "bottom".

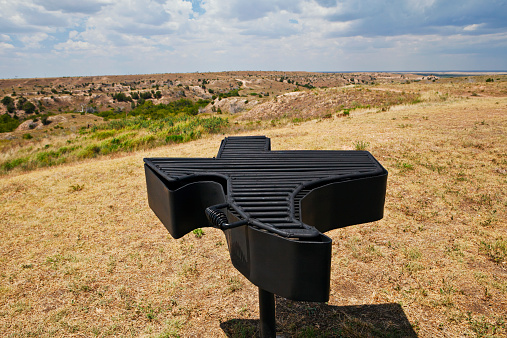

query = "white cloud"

[
  {"left": 464, "top": 23, "right": 484, "bottom": 32},
  {"left": 54, "top": 39, "right": 93, "bottom": 52},
  {"left": 19, "top": 32, "right": 49, "bottom": 48},
  {"left": 0, "top": 34, "right": 12, "bottom": 42},
  {"left": 239, "top": 10, "right": 302, "bottom": 38},
  {"left": 0, "top": 42, "right": 15, "bottom": 53},
  {"left": 203, "top": 0, "right": 302, "bottom": 21},
  {"left": 34, "top": 0, "right": 111, "bottom": 14},
  {"left": 0, "top": 0, "right": 70, "bottom": 33}
]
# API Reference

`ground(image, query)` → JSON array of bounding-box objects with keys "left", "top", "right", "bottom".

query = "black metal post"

[{"left": 259, "top": 288, "right": 276, "bottom": 338}]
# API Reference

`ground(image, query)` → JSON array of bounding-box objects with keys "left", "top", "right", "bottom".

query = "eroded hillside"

[{"left": 1, "top": 72, "right": 506, "bottom": 176}]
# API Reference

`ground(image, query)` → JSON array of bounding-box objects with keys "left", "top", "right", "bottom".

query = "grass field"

[{"left": 0, "top": 90, "right": 506, "bottom": 336}]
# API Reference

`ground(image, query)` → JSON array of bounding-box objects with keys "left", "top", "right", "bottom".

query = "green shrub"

[
  {"left": 56, "top": 146, "right": 75, "bottom": 155},
  {"left": 0, "top": 113, "right": 20, "bottom": 133},
  {"left": 1, "top": 96, "right": 14, "bottom": 106},
  {"left": 218, "top": 89, "right": 240, "bottom": 100},
  {"left": 140, "top": 91, "right": 152, "bottom": 100},
  {"left": 77, "top": 145, "right": 101, "bottom": 159},
  {"left": 1, "top": 157, "right": 27, "bottom": 172},
  {"left": 22, "top": 101, "right": 36, "bottom": 114},
  {"left": 16, "top": 97, "right": 27, "bottom": 110},
  {"left": 138, "top": 134, "right": 156, "bottom": 146},
  {"left": 166, "top": 134, "right": 184, "bottom": 143},
  {"left": 98, "top": 138, "right": 121, "bottom": 155},
  {"left": 197, "top": 116, "right": 229, "bottom": 133},
  {"left": 1, "top": 96, "right": 16, "bottom": 114},
  {"left": 36, "top": 152, "right": 63, "bottom": 167},
  {"left": 22, "top": 133, "right": 33, "bottom": 140},
  {"left": 112, "top": 92, "right": 132, "bottom": 102},
  {"left": 92, "top": 130, "right": 116, "bottom": 140}
]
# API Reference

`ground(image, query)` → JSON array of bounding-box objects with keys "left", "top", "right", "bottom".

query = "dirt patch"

[{"left": 16, "top": 120, "right": 38, "bottom": 131}]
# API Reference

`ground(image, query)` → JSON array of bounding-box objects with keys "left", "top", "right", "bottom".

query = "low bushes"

[{"left": 1, "top": 101, "right": 229, "bottom": 174}]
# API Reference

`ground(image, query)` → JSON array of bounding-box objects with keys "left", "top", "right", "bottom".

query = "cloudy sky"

[{"left": 0, "top": 0, "right": 506, "bottom": 78}]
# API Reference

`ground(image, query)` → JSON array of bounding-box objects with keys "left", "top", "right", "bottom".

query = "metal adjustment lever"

[{"left": 205, "top": 203, "right": 249, "bottom": 230}]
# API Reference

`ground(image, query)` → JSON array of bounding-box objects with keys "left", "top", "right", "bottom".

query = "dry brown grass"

[{"left": 0, "top": 94, "right": 506, "bottom": 337}]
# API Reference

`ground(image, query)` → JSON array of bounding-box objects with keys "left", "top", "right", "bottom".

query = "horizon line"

[{"left": 2, "top": 70, "right": 507, "bottom": 81}]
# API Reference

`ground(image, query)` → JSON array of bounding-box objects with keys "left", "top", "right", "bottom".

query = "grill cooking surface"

[{"left": 144, "top": 136, "right": 385, "bottom": 239}]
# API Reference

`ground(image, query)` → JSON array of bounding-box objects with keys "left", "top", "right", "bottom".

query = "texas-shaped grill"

[{"left": 144, "top": 136, "right": 387, "bottom": 336}]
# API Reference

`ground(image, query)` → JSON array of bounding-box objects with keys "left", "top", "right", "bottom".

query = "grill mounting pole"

[{"left": 259, "top": 288, "right": 276, "bottom": 337}]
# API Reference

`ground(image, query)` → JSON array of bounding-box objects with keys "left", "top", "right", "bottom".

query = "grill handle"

[{"left": 205, "top": 204, "right": 249, "bottom": 230}]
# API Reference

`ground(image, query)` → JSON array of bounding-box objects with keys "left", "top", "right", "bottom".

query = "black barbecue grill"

[{"left": 144, "top": 136, "right": 388, "bottom": 337}]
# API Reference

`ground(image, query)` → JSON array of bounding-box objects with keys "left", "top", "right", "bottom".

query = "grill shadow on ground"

[{"left": 220, "top": 298, "right": 417, "bottom": 337}]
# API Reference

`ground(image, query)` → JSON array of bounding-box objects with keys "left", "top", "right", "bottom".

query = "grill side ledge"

[{"left": 145, "top": 164, "right": 226, "bottom": 238}]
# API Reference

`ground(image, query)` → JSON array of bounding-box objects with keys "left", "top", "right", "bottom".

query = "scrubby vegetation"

[
  {"left": 0, "top": 99, "right": 228, "bottom": 174},
  {"left": 95, "top": 98, "right": 209, "bottom": 120},
  {"left": 0, "top": 113, "right": 20, "bottom": 133},
  {"left": 217, "top": 89, "right": 240, "bottom": 100}
]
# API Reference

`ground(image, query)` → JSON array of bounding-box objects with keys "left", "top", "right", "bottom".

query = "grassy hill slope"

[{"left": 0, "top": 96, "right": 506, "bottom": 337}]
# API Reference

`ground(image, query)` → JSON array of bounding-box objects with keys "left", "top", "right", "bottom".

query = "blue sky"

[{"left": 0, "top": 0, "right": 506, "bottom": 78}]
